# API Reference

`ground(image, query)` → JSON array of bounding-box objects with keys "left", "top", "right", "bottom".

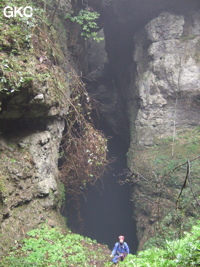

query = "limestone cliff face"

[
  {"left": 1, "top": 0, "right": 200, "bottom": 255},
  {"left": 0, "top": 120, "right": 65, "bottom": 251},
  {"left": 128, "top": 10, "right": 200, "bottom": 249},
  {"left": 0, "top": 0, "right": 108, "bottom": 254},
  {"left": 0, "top": 0, "right": 74, "bottom": 253},
  {"left": 83, "top": 0, "right": 200, "bottom": 251},
  {"left": 130, "top": 11, "right": 200, "bottom": 146}
]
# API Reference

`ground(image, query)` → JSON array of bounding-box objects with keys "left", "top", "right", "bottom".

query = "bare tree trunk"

[{"left": 172, "top": 96, "right": 178, "bottom": 157}]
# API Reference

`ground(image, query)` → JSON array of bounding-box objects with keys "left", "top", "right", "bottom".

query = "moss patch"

[
  {"left": 134, "top": 127, "right": 200, "bottom": 176},
  {"left": 129, "top": 127, "right": 200, "bottom": 248},
  {"left": 0, "top": 0, "right": 70, "bottom": 118}
]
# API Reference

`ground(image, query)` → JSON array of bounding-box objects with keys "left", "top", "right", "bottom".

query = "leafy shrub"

[
  {"left": 66, "top": 9, "right": 104, "bottom": 42},
  {"left": 0, "top": 225, "right": 111, "bottom": 266},
  {"left": 119, "top": 221, "right": 200, "bottom": 267}
]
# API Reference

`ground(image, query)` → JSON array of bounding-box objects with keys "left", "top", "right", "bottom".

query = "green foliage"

[
  {"left": 131, "top": 127, "right": 200, "bottom": 246},
  {"left": 0, "top": 0, "right": 70, "bottom": 107},
  {"left": 0, "top": 0, "right": 36, "bottom": 94},
  {"left": 0, "top": 1, "right": 42, "bottom": 94},
  {"left": 0, "top": 225, "right": 110, "bottom": 266},
  {"left": 0, "top": 57, "right": 34, "bottom": 94},
  {"left": 119, "top": 221, "right": 200, "bottom": 267},
  {"left": 0, "top": 0, "right": 44, "bottom": 52},
  {"left": 134, "top": 127, "right": 200, "bottom": 177},
  {"left": 66, "top": 9, "right": 104, "bottom": 42}
]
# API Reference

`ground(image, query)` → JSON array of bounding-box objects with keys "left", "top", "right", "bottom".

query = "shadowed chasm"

[{"left": 62, "top": 135, "right": 138, "bottom": 253}]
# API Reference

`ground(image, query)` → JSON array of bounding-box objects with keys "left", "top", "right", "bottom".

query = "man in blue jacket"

[{"left": 111, "top": 235, "right": 130, "bottom": 264}]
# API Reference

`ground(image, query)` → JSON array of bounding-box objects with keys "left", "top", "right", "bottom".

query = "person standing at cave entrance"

[{"left": 110, "top": 235, "right": 130, "bottom": 264}]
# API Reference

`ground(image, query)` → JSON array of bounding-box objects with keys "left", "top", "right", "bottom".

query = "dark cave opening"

[
  {"left": 62, "top": 0, "right": 200, "bottom": 259},
  {"left": 80, "top": 134, "right": 138, "bottom": 253},
  {"left": 61, "top": 0, "right": 200, "bottom": 254},
  {"left": 62, "top": 133, "right": 138, "bottom": 253},
  {"left": 61, "top": 0, "right": 137, "bottom": 253}
]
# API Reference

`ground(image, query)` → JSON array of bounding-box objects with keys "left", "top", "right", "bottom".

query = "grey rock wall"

[
  {"left": 130, "top": 11, "right": 200, "bottom": 147},
  {"left": 128, "top": 9, "right": 200, "bottom": 250},
  {"left": 0, "top": 119, "right": 65, "bottom": 253},
  {"left": 0, "top": 1, "right": 73, "bottom": 253}
]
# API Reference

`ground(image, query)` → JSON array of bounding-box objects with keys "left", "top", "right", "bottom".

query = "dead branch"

[{"left": 176, "top": 159, "right": 190, "bottom": 208}]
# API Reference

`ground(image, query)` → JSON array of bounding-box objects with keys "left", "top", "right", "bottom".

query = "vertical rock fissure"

[
  {"left": 80, "top": 134, "right": 138, "bottom": 253},
  {"left": 79, "top": 0, "right": 200, "bottom": 252},
  {"left": 62, "top": 0, "right": 138, "bottom": 253}
]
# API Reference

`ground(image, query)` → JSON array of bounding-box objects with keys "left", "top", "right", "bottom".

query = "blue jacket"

[{"left": 112, "top": 242, "right": 130, "bottom": 256}]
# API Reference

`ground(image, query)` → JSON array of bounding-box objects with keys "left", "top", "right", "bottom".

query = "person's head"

[{"left": 118, "top": 235, "right": 125, "bottom": 244}]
